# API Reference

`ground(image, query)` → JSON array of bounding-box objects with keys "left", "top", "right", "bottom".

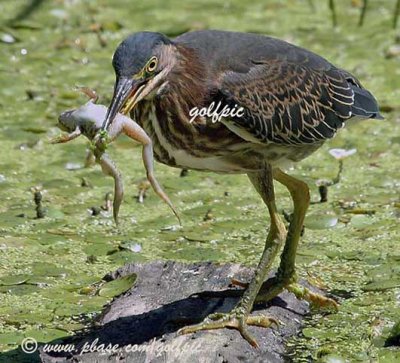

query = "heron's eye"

[{"left": 146, "top": 57, "right": 158, "bottom": 73}]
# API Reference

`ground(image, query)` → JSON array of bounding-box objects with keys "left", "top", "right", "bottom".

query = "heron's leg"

[
  {"left": 178, "top": 164, "right": 286, "bottom": 347},
  {"left": 95, "top": 151, "right": 123, "bottom": 225},
  {"left": 256, "top": 168, "right": 338, "bottom": 310}
]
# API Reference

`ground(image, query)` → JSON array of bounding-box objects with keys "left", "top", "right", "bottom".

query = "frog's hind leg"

[
  {"left": 122, "top": 120, "right": 181, "bottom": 225},
  {"left": 85, "top": 149, "right": 96, "bottom": 168},
  {"left": 95, "top": 151, "right": 123, "bottom": 225},
  {"left": 142, "top": 144, "right": 181, "bottom": 225}
]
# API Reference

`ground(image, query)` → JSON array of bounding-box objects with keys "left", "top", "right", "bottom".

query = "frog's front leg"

[
  {"left": 51, "top": 127, "right": 81, "bottom": 144},
  {"left": 76, "top": 86, "right": 99, "bottom": 103},
  {"left": 95, "top": 151, "right": 123, "bottom": 225},
  {"left": 122, "top": 119, "right": 181, "bottom": 225}
]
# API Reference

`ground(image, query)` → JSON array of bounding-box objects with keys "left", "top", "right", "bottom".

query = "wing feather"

[{"left": 215, "top": 60, "right": 360, "bottom": 145}]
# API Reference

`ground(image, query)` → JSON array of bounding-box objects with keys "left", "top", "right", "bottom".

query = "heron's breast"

[{"left": 135, "top": 103, "right": 323, "bottom": 172}]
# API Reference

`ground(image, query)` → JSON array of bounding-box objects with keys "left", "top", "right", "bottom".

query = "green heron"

[{"left": 98, "top": 30, "right": 382, "bottom": 347}]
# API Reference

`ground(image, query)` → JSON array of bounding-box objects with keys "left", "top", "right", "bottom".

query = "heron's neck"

[{"left": 166, "top": 44, "right": 209, "bottom": 112}]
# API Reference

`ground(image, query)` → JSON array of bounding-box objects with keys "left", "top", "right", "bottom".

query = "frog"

[{"left": 52, "top": 87, "right": 180, "bottom": 225}]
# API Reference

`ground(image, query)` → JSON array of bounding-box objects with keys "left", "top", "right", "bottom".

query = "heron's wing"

[{"left": 215, "top": 58, "right": 381, "bottom": 145}]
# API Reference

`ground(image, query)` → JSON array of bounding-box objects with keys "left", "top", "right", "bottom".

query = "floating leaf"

[
  {"left": 0, "top": 274, "right": 30, "bottom": 286},
  {"left": 350, "top": 215, "right": 374, "bottom": 229},
  {"left": 0, "top": 284, "right": 40, "bottom": 296},
  {"left": 319, "top": 354, "right": 347, "bottom": 363},
  {"left": 184, "top": 232, "right": 215, "bottom": 242},
  {"left": 6, "top": 311, "right": 52, "bottom": 325},
  {"left": 98, "top": 273, "right": 137, "bottom": 298},
  {"left": 79, "top": 286, "right": 97, "bottom": 295},
  {"left": 24, "top": 329, "right": 67, "bottom": 343},
  {"left": 55, "top": 303, "right": 87, "bottom": 317},
  {"left": 22, "top": 126, "right": 47, "bottom": 134},
  {"left": 84, "top": 243, "right": 115, "bottom": 256},
  {"left": 46, "top": 208, "right": 65, "bottom": 219},
  {"left": 363, "top": 279, "right": 400, "bottom": 292},
  {"left": 46, "top": 228, "right": 76, "bottom": 236},
  {"left": 10, "top": 20, "right": 43, "bottom": 30},
  {"left": 107, "top": 251, "right": 146, "bottom": 265},
  {"left": 31, "top": 262, "right": 71, "bottom": 277},
  {"left": 341, "top": 251, "right": 364, "bottom": 261},
  {"left": 0, "top": 237, "right": 35, "bottom": 248},
  {"left": 102, "top": 21, "right": 124, "bottom": 31},
  {"left": 0, "top": 332, "right": 24, "bottom": 345},
  {"left": 302, "top": 327, "right": 334, "bottom": 339},
  {"left": 27, "top": 276, "right": 52, "bottom": 287},
  {"left": 377, "top": 349, "right": 400, "bottom": 362},
  {"left": 56, "top": 322, "right": 85, "bottom": 333},
  {"left": 304, "top": 214, "right": 338, "bottom": 230},
  {"left": 119, "top": 241, "right": 142, "bottom": 253}
]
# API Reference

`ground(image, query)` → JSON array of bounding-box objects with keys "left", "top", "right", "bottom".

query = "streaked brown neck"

[{"left": 161, "top": 44, "right": 209, "bottom": 115}]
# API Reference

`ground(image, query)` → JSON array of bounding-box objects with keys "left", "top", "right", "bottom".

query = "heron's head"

[{"left": 103, "top": 32, "right": 176, "bottom": 129}]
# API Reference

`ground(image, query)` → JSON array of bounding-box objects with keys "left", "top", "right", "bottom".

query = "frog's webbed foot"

[
  {"left": 137, "top": 179, "right": 150, "bottom": 204},
  {"left": 96, "top": 152, "right": 123, "bottom": 225},
  {"left": 145, "top": 164, "right": 181, "bottom": 225},
  {"left": 178, "top": 307, "right": 278, "bottom": 348},
  {"left": 141, "top": 142, "right": 180, "bottom": 224},
  {"left": 51, "top": 127, "right": 81, "bottom": 144}
]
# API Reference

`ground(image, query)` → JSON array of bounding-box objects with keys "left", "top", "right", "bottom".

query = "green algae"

[
  {"left": 0, "top": 0, "right": 399, "bottom": 361},
  {"left": 98, "top": 273, "right": 137, "bottom": 298}
]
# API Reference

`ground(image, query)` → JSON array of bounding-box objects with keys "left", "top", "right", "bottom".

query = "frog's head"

[
  {"left": 57, "top": 87, "right": 100, "bottom": 132},
  {"left": 58, "top": 109, "right": 78, "bottom": 132},
  {"left": 58, "top": 100, "right": 107, "bottom": 132}
]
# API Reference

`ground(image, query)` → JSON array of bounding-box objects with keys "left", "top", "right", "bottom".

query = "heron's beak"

[{"left": 102, "top": 77, "right": 145, "bottom": 130}]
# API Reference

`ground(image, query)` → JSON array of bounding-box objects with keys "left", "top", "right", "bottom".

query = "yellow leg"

[
  {"left": 178, "top": 164, "right": 287, "bottom": 347},
  {"left": 256, "top": 168, "right": 338, "bottom": 310}
]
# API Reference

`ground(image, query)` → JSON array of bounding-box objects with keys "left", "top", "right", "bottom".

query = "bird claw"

[{"left": 177, "top": 309, "right": 278, "bottom": 348}]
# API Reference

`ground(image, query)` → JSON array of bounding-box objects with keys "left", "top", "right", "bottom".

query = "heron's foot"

[
  {"left": 177, "top": 308, "right": 278, "bottom": 348},
  {"left": 256, "top": 277, "right": 339, "bottom": 312}
]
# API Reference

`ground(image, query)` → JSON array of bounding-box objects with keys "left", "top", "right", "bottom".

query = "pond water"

[{"left": 0, "top": 0, "right": 399, "bottom": 362}]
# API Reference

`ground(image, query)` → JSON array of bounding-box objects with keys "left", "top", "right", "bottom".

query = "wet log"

[{"left": 40, "top": 260, "right": 316, "bottom": 363}]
